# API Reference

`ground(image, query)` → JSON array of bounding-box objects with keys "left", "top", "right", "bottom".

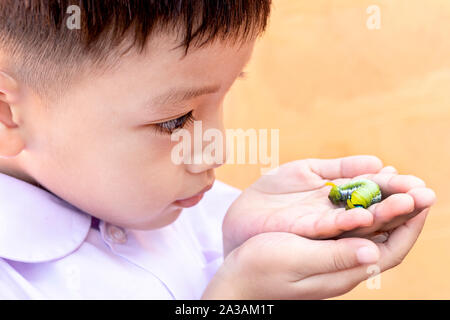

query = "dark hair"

[{"left": 0, "top": 0, "right": 271, "bottom": 102}]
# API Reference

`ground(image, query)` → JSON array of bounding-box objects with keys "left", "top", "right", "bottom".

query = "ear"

[{"left": 0, "top": 70, "right": 25, "bottom": 158}]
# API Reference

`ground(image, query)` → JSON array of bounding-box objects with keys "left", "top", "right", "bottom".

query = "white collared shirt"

[{"left": 0, "top": 173, "right": 241, "bottom": 299}]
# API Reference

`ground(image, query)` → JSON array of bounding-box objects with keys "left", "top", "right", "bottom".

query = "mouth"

[{"left": 173, "top": 182, "right": 214, "bottom": 208}]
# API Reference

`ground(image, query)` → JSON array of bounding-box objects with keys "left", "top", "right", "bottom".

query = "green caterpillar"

[{"left": 325, "top": 179, "right": 382, "bottom": 210}]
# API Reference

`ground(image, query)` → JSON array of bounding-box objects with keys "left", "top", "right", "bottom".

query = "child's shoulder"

[{"left": 0, "top": 172, "right": 92, "bottom": 264}]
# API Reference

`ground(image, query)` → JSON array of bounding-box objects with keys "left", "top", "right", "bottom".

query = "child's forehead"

[
  {"left": 128, "top": 32, "right": 255, "bottom": 69},
  {"left": 109, "top": 33, "right": 255, "bottom": 94}
]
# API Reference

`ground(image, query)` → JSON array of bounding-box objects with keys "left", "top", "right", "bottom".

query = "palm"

[{"left": 222, "top": 156, "right": 436, "bottom": 256}]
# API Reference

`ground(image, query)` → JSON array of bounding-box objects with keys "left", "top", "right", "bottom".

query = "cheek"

[
  {"left": 25, "top": 102, "right": 187, "bottom": 226},
  {"left": 77, "top": 141, "right": 185, "bottom": 225},
  {"left": 69, "top": 138, "right": 180, "bottom": 212}
]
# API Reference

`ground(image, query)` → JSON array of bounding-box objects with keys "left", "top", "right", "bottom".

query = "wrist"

[
  {"left": 201, "top": 275, "right": 241, "bottom": 299},
  {"left": 201, "top": 251, "right": 246, "bottom": 300}
]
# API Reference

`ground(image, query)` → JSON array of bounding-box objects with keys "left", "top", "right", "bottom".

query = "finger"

[
  {"left": 300, "top": 209, "right": 429, "bottom": 297},
  {"left": 291, "top": 207, "right": 374, "bottom": 239},
  {"left": 327, "top": 208, "right": 374, "bottom": 236},
  {"left": 407, "top": 187, "right": 437, "bottom": 208},
  {"left": 294, "top": 263, "right": 374, "bottom": 299},
  {"left": 381, "top": 187, "right": 436, "bottom": 230},
  {"left": 252, "top": 155, "right": 382, "bottom": 194},
  {"left": 379, "top": 166, "right": 398, "bottom": 174},
  {"left": 356, "top": 173, "right": 426, "bottom": 198},
  {"left": 370, "top": 193, "right": 415, "bottom": 224},
  {"left": 284, "top": 236, "right": 380, "bottom": 276},
  {"left": 307, "top": 155, "right": 383, "bottom": 180},
  {"left": 336, "top": 187, "right": 435, "bottom": 237},
  {"left": 377, "top": 208, "right": 429, "bottom": 270},
  {"left": 336, "top": 193, "right": 415, "bottom": 237},
  {"left": 251, "top": 159, "right": 324, "bottom": 193}
]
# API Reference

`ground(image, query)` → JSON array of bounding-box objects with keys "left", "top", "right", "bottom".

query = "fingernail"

[
  {"left": 356, "top": 246, "right": 379, "bottom": 264},
  {"left": 370, "top": 232, "right": 389, "bottom": 243},
  {"left": 383, "top": 166, "right": 397, "bottom": 173}
]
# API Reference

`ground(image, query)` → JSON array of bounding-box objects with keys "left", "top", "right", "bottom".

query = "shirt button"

[{"left": 105, "top": 223, "right": 127, "bottom": 244}]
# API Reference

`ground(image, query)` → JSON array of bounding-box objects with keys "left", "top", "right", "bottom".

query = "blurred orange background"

[{"left": 216, "top": 0, "right": 450, "bottom": 299}]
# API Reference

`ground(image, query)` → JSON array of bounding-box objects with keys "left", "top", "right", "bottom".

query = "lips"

[{"left": 173, "top": 183, "right": 214, "bottom": 208}]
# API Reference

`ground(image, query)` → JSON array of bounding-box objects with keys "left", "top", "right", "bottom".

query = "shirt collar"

[{"left": 0, "top": 172, "right": 92, "bottom": 263}]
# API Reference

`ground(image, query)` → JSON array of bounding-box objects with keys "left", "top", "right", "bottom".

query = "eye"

[{"left": 153, "top": 110, "right": 196, "bottom": 135}]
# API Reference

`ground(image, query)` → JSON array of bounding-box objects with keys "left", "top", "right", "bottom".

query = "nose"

[
  {"left": 185, "top": 140, "right": 228, "bottom": 174},
  {"left": 184, "top": 118, "right": 228, "bottom": 175},
  {"left": 186, "top": 160, "right": 223, "bottom": 175}
]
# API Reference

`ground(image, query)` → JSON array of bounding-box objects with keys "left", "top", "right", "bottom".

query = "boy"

[{"left": 0, "top": 1, "right": 435, "bottom": 299}]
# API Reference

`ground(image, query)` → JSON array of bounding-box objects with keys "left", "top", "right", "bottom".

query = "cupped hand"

[
  {"left": 205, "top": 206, "right": 430, "bottom": 300},
  {"left": 222, "top": 155, "right": 436, "bottom": 256}
]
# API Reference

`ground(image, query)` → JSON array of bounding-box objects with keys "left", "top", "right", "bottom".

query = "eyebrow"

[
  {"left": 151, "top": 84, "right": 221, "bottom": 107},
  {"left": 151, "top": 71, "right": 248, "bottom": 107}
]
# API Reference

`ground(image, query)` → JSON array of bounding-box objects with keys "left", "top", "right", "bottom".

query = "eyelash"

[{"left": 153, "top": 110, "right": 196, "bottom": 135}]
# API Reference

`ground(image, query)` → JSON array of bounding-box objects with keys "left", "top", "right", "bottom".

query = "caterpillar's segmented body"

[{"left": 325, "top": 179, "right": 382, "bottom": 210}]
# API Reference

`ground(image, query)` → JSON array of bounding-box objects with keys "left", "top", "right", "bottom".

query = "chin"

[{"left": 133, "top": 207, "right": 183, "bottom": 230}]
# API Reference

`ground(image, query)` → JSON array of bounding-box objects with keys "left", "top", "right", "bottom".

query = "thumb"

[{"left": 291, "top": 237, "right": 380, "bottom": 276}]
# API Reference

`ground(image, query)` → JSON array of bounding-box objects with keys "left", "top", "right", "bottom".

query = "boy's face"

[{"left": 10, "top": 34, "right": 256, "bottom": 229}]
